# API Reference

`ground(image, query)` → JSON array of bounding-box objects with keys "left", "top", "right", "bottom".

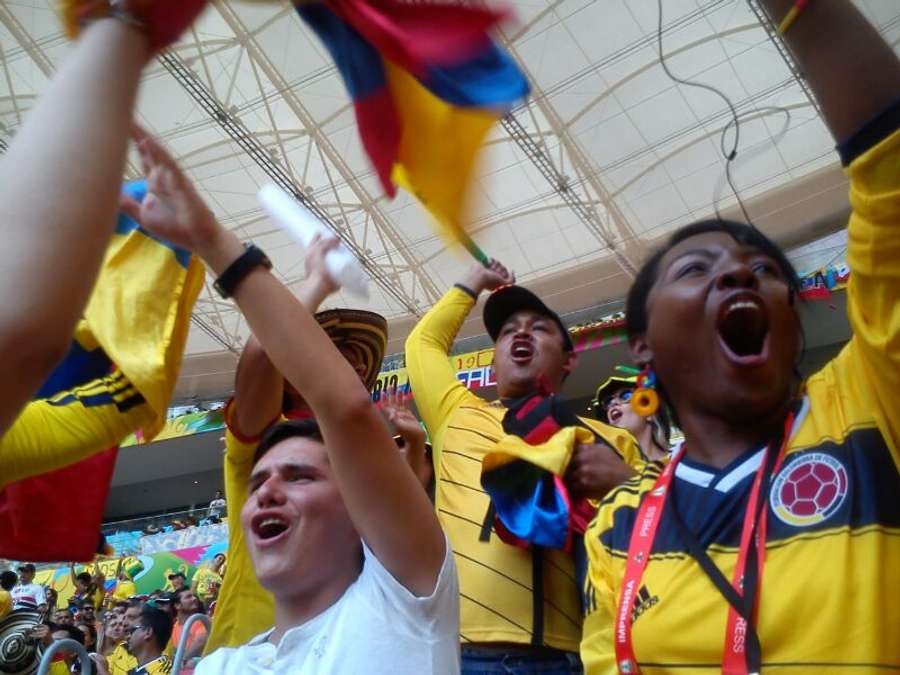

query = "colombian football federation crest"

[{"left": 770, "top": 453, "right": 848, "bottom": 527}]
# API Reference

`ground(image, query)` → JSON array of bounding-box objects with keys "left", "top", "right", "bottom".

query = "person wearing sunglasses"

[
  {"left": 92, "top": 604, "right": 173, "bottom": 675},
  {"left": 590, "top": 374, "right": 671, "bottom": 462}
]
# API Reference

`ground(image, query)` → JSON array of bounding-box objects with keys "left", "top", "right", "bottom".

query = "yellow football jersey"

[
  {"left": 581, "top": 129, "right": 900, "bottom": 672},
  {"left": 407, "top": 286, "right": 644, "bottom": 652},
  {"left": 203, "top": 402, "right": 278, "bottom": 653},
  {"left": 108, "top": 642, "right": 138, "bottom": 675}
]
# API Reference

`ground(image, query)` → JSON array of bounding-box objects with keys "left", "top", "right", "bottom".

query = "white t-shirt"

[
  {"left": 196, "top": 537, "right": 459, "bottom": 675},
  {"left": 11, "top": 582, "right": 46, "bottom": 610},
  {"left": 208, "top": 498, "right": 226, "bottom": 518}
]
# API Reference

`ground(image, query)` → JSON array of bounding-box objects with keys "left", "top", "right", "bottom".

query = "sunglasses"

[
  {"left": 601, "top": 389, "right": 633, "bottom": 411},
  {"left": 126, "top": 624, "right": 146, "bottom": 635}
]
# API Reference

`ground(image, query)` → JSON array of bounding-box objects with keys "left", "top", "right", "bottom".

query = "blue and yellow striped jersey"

[{"left": 581, "top": 127, "right": 900, "bottom": 672}]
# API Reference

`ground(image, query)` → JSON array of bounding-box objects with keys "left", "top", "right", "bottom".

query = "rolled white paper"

[{"left": 258, "top": 183, "right": 369, "bottom": 299}]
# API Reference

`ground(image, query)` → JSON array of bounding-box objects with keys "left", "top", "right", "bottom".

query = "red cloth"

[{"left": 0, "top": 448, "right": 118, "bottom": 561}]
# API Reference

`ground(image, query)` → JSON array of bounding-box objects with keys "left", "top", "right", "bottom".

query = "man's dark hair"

[
  {"left": 0, "top": 571, "right": 17, "bottom": 591},
  {"left": 126, "top": 598, "right": 143, "bottom": 609},
  {"left": 140, "top": 605, "right": 173, "bottom": 650},
  {"left": 625, "top": 219, "right": 801, "bottom": 340},
  {"left": 253, "top": 419, "right": 324, "bottom": 465},
  {"left": 80, "top": 599, "right": 95, "bottom": 610},
  {"left": 172, "top": 588, "right": 206, "bottom": 615},
  {"left": 75, "top": 572, "right": 92, "bottom": 587},
  {"left": 115, "top": 600, "right": 129, "bottom": 611},
  {"left": 49, "top": 623, "right": 84, "bottom": 644},
  {"left": 76, "top": 622, "right": 97, "bottom": 646}
]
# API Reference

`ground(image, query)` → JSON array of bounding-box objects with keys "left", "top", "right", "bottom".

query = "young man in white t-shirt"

[
  {"left": 11, "top": 563, "right": 47, "bottom": 611},
  {"left": 123, "top": 131, "right": 460, "bottom": 675}
]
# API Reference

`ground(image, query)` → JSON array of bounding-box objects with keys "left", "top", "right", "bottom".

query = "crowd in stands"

[
  {"left": 0, "top": 1, "right": 897, "bottom": 674},
  {"left": 0, "top": 556, "right": 223, "bottom": 673}
]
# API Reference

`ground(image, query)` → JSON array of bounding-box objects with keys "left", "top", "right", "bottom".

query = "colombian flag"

[
  {"left": 0, "top": 181, "right": 203, "bottom": 561},
  {"left": 296, "top": 0, "right": 529, "bottom": 244},
  {"left": 481, "top": 393, "right": 597, "bottom": 551}
]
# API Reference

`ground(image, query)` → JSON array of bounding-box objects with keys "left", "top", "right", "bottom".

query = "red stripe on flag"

[{"left": 0, "top": 448, "right": 118, "bottom": 562}]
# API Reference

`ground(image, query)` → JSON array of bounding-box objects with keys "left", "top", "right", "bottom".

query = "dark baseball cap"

[
  {"left": 483, "top": 285, "right": 574, "bottom": 352},
  {"left": 168, "top": 572, "right": 186, "bottom": 580},
  {"left": 17, "top": 563, "right": 36, "bottom": 573}
]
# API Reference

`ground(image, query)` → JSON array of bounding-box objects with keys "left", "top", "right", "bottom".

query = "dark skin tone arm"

[{"left": 757, "top": 0, "right": 900, "bottom": 144}]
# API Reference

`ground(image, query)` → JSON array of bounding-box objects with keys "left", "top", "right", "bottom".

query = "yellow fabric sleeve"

[
  {"left": 843, "top": 128, "right": 900, "bottom": 466},
  {"left": 0, "top": 372, "right": 151, "bottom": 489},
  {"left": 404, "top": 287, "right": 481, "bottom": 457},
  {"left": 203, "top": 403, "right": 276, "bottom": 653}
]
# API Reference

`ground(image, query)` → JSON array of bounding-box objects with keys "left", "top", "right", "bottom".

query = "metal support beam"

[
  {"left": 746, "top": 0, "right": 822, "bottom": 118},
  {"left": 192, "top": 1, "right": 443, "bottom": 310},
  {"left": 158, "top": 49, "right": 425, "bottom": 315},
  {"left": 500, "top": 107, "right": 639, "bottom": 276}
]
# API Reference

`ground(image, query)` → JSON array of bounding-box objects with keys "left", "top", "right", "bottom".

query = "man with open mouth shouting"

[
  {"left": 581, "top": 1, "right": 900, "bottom": 672},
  {"left": 406, "top": 261, "right": 644, "bottom": 674},
  {"left": 120, "top": 130, "right": 460, "bottom": 675}
]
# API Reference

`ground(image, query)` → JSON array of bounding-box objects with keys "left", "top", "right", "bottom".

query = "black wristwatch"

[{"left": 214, "top": 244, "right": 272, "bottom": 299}]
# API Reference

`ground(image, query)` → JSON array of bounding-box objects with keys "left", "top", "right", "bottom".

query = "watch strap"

[{"left": 214, "top": 244, "right": 272, "bottom": 299}]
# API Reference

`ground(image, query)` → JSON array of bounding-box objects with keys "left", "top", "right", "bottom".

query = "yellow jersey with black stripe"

[
  {"left": 203, "top": 401, "right": 279, "bottom": 653},
  {"left": 406, "top": 286, "right": 643, "bottom": 652},
  {"left": 581, "top": 126, "right": 900, "bottom": 672}
]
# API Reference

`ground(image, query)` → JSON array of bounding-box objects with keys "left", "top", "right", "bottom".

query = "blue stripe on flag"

[
  {"left": 35, "top": 340, "right": 112, "bottom": 400},
  {"left": 117, "top": 180, "right": 192, "bottom": 269},
  {"left": 296, "top": 4, "right": 388, "bottom": 101},
  {"left": 422, "top": 42, "right": 529, "bottom": 108}
]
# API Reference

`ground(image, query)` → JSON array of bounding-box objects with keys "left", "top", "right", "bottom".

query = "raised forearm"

[
  {"left": 757, "top": 0, "right": 900, "bottom": 143},
  {"left": 0, "top": 20, "right": 148, "bottom": 429},
  {"left": 232, "top": 337, "right": 283, "bottom": 438}
]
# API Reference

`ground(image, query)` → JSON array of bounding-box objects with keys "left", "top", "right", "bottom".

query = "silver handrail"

[
  {"left": 37, "top": 638, "right": 92, "bottom": 675},
  {"left": 171, "top": 613, "right": 211, "bottom": 675}
]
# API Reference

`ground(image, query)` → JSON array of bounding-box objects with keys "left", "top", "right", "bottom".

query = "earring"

[{"left": 631, "top": 365, "right": 659, "bottom": 417}]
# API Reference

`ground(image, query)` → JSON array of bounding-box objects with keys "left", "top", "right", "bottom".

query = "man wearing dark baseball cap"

[
  {"left": 406, "top": 259, "right": 644, "bottom": 674},
  {"left": 11, "top": 562, "right": 47, "bottom": 611},
  {"left": 167, "top": 571, "right": 187, "bottom": 592}
]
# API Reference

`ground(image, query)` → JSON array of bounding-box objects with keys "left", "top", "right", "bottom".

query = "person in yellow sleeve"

[
  {"left": 92, "top": 604, "right": 173, "bottom": 675},
  {"left": 0, "top": 570, "right": 15, "bottom": 620},
  {"left": 0, "top": 0, "right": 209, "bottom": 434},
  {"left": 191, "top": 554, "right": 225, "bottom": 606},
  {"left": 580, "top": 2, "right": 900, "bottom": 672},
  {"left": 405, "top": 260, "right": 643, "bottom": 673}
]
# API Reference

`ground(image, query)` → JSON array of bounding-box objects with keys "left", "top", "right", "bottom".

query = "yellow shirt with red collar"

[
  {"left": 580, "top": 128, "right": 900, "bottom": 671},
  {"left": 202, "top": 400, "right": 281, "bottom": 653}
]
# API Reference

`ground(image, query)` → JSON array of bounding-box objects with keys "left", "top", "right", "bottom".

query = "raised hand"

[
  {"left": 381, "top": 387, "right": 429, "bottom": 484},
  {"left": 119, "top": 126, "right": 222, "bottom": 254},
  {"left": 564, "top": 441, "right": 636, "bottom": 500},
  {"left": 459, "top": 258, "right": 515, "bottom": 296},
  {"left": 297, "top": 233, "right": 342, "bottom": 309}
]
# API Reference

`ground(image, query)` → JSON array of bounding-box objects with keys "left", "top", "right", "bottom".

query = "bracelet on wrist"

[{"left": 454, "top": 283, "right": 479, "bottom": 300}]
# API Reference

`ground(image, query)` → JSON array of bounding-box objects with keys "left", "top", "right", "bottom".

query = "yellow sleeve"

[
  {"left": 580, "top": 516, "right": 619, "bottom": 675},
  {"left": 0, "top": 371, "right": 152, "bottom": 489},
  {"left": 843, "top": 128, "right": 900, "bottom": 461},
  {"left": 404, "top": 287, "right": 481, "bottom": 448},
  {"left": 0, "top": 590, "right": 10, "bottom": 619},
  {"left": 49, "top": 662, "right": 70, "bottom": 675},
  {"left": 204, "top": 402, "right": 275, "bottom": 653}
]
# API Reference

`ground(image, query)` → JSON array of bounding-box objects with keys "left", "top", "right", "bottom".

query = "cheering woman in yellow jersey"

[{"left": 581, "top": 1, "right": 900, "bottom": 672}]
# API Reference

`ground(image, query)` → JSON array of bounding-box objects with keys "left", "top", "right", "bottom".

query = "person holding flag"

[
  {"left": 0, "top": 0, "right": 210, "bottom": 564},
  {"left": 405, "top": 262, "right": 645, "bottom": 673}
]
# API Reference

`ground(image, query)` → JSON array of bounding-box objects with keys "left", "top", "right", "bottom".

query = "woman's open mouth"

[{"left": 716, "top": 293, "right": 770, "bottom": 367}]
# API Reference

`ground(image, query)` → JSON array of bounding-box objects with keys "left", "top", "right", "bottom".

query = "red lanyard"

[{"left": 614, "top": 413, "right": 795, "bottom": 675}]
